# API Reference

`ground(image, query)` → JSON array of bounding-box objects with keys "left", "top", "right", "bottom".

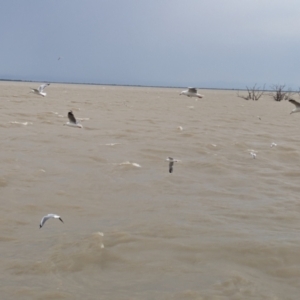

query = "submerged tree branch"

[
  {"left": 269, "top": 84, "right": 294, "bottom": 101},
  {"left": 237, "top": 84, "right": 265, "bottom": 100}
]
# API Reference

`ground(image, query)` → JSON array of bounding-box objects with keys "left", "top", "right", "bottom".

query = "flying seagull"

[
  {"left": 40, "top": 214, "right": 64, "bottom": 228},
  {"left": 30, "top": 83, "right": 50, "bottom": 97},
  {"left": 166, "top": 157, "right": 179, "bottom": 173},
  {"left": 180, "top": 87, "right": 204, "bottom": 98},
  {"left": 289, "top": 99, "right": 300, "bottom": 114},
  {"left": 64, "top": 110, "right": 83, "bottom": 128}
]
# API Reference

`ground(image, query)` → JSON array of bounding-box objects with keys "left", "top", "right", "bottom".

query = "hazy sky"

[{"left": 1, "top": 1, "right": 300, "bottom": 89}]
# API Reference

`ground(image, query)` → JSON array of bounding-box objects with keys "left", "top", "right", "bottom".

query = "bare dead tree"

[
  {"left": 237, "top": 84, "right": 265, "bottom": 100},
  {"left": 269, "top": 84, "right": 294, "bottom": 101}
]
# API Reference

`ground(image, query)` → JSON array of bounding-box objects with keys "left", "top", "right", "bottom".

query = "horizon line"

[{"left": 0, "top": 78, "right": 296, "bottom": 92}]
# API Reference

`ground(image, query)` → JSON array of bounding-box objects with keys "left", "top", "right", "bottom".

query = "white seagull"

[
  {"left": 289, "top": 99, "right": 300, "bottom": 114},
  {"left": 180, "top": 87, "right": 204, "bottom": 98},
  {"left": 30, "top": 83, "right": 50, "bottom": 97},
  {"left": 166, "top": 157, "right": 179, "bottom": 173},
  {"left": 40, "top": 214, "right": 64, "bottom": 228},
  {"left": 64, "top": 111, "right": 83, "bottom": 128},
  {"left": 250, "top": 152, "right": 256, "bottom": 159}
]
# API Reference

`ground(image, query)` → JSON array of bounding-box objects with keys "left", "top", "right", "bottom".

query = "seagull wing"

[
  {"left": 51, "top": 214, "right": 64, "bottom": 223},
  {"left": 188, "top": 87, "right": 197, "bottom": 93},
  {"left": 169, "top": 161, "right": 174, "bottom": 173},
  {"left": 38, "top": 83, "right": 50, "bottom": 92},
  {"left": 40, "top": 215, "right": 51, "bottom": 228},
  {"left": 68, "top": 111, "right": 77, "bottom": 123},
  {"left": 289, "top": 99, "right": 300, "bottom": 107}
]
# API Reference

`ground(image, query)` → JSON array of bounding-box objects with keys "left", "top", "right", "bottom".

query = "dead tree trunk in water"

[{"left": 237, "top": 84, "right": 265, "bottom": 100}]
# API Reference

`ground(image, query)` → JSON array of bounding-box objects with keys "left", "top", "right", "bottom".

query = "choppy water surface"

[{"left": 1, "top": 81, "right": 300, "bottom": 299}]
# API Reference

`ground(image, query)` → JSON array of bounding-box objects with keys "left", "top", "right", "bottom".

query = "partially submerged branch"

[
  {"left": 269, "top": 84, "right": 295, "bottom": 101},
  {"left": 237, "top": 84, "right": 265, "bottom": 100}
]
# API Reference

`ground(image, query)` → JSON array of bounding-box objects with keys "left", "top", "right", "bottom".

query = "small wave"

[
  {"left": 9, "top": 121, "right": 32, "bottom": 126},
  {"left": 118, "top": 161, "right": 141, "bottom": 168},
  {"left": 105, "top": 143, "right": 120, "bottom": 146}
]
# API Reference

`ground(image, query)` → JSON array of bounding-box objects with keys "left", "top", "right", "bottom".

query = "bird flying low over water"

[
  {"left": 64, "top": 110, "right": 83, "bottom": 128},
  {"left": 180, "top": 87, "right": 204, "bottom": 98},
  {"left": 40, "top": 214, "right": 64, "bottom": 228},
  {"left": 30, "top": 83, "right": 50, "bottom": 97},
  {"left": 289, "top": 99, "right": 300, "bottom": 114},
  {"left": 166, "top": 157, "right": 179, "bottom": 173}
]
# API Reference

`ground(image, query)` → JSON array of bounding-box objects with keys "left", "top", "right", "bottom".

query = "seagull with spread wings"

[
  {"left": 180, "top": 87, "right": 204, "bottom": 98},
  {"left": 40, "top": 214, "right": 64, "bottom": 228},
  {"left": 166, "top": 157, "right": 180, "bottom": 173},
  {"left": 30, "top": 83, "right": 50, "bottom": 97}
]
